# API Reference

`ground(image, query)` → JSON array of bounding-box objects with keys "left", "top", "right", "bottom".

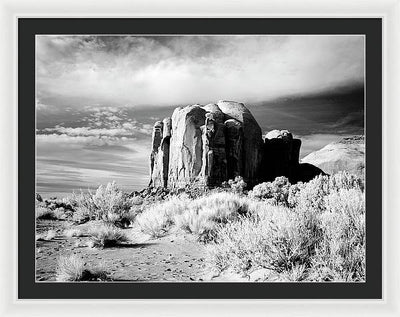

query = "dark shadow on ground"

[{"left": 108, "top": 242, "right": 159, "bottom": 249}]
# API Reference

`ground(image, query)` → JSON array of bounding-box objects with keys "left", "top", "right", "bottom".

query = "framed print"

[
  {"left": 2, "top": 0, "right": 398, "bottom": 314},
  {"left": 17, "top": 17, "right": 382, "bottom": 300}
]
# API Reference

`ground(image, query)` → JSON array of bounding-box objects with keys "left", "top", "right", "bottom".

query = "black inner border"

[{"left": 18, "top": 18, "right": 382, "bottom": 299}]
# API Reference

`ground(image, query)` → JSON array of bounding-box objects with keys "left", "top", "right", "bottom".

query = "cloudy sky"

[{"left": 36, "top": 35, "right": 365, "bottom": 197}]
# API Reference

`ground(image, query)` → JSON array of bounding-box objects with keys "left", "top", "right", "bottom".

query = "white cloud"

[{"left": 36, "top": 35, "right": 364, "bottom": 108}]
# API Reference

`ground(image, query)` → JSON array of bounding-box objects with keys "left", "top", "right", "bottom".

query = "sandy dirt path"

[{"left": 36, "top": 221, "right": 208, "bottom": 282}]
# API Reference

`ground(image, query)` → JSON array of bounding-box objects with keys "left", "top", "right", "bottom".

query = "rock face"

[
  {"left": 167, "top": 105, "right": 206, "bottom": 188},
  {"left": 149, "top": 101, "right": 328, "bottom": 188},
  {"left": 262, "top": 130, "right": 301, "bottom": 182},
  {"left": 302, "top": 135, "right": 365, "bottom": 178},
  {"left": 217, "top": 101, "right": 263, "bottom": 185}
]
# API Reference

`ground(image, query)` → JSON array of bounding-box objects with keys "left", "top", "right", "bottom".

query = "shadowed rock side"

[
  {"left": 149, "top": 101, "right": 325, "bottom": 188},
  {"left": 302, "top": 135, "right": 365, "bottom": 179},
  {"left": 217, "top": 101, "right": 263, "bottom": 184}
]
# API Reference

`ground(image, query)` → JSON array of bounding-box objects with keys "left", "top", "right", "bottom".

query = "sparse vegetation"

[
  {"left": 222, "top": 176, "right": 247, "bottom": 193},
  {"left": 63, "top": 228, "right": 86, "bottom": 238},
  {"left": 206, "top": 174, "right": 365, "bottom": 282},
  {"left": 37, "top": 171, "right": 365, "bottom": 282},
  {"left": 249, "top": 176, "right": 291, "bottom": 206},
  {"left": 36, "top": 207, "right": 57, "bottom": 220},
  {"left": 136, "top": 196, "right": 190, "bottom": 237},
  {"left": 88, "top": 223, "right": 129, "bottom": 248},
  {"left": 36, "top": 229, "right": 57, "bottom": 241},
  {"left": 55, "top": 254, "right": 109, "bottom": 281}
]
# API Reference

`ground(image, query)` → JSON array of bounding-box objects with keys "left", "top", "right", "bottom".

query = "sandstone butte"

[{"left": 149, "top": 100, "right": 325, "bottom": 189}]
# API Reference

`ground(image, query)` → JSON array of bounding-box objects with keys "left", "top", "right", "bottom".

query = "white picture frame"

[{"left": 1, "top": 0, "right": 398, "bottom": 315}]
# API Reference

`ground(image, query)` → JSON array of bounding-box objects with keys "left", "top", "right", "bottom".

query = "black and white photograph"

[{"left": 35, "top": 34, "right": 366, "bottom": 283}]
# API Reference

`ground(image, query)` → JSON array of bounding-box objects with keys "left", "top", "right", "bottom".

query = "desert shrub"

[
  {"left": 70, "top": 191, "right": 96, "bottom": 223},
  {"left": 206, "top": 180, "right": 365, "bottom": 282},
  {"left": 248, "top": 176, "right": 291, "bottom": 206},
  {"left": 114, "top": 210, "right": 137, "bottom": 228},
  {"left": 222, "top": 176, "right": 247, "bottom": 194},
  {"left": 228, "top": 176, "right": 247, "bottom": 193},
  {"left": 88, "top": 223, "right": 129, "bottom": 248},
  {"left": 309, "top": 188, "right": 365, "bottom": 281},
  {"left": 328, "top": 171, "right": 364, "bottom": 192},
  {"left": 69, "top": 183, "right": 135, "bottom": 225},
  {"left": 36, "top": 207, "right": 57, "bottom": 220},
  {"left": 174, "top": 209, "right": 217, "bottom": 242},
  {"left": 193, "top": 192, "right": 248, "bottom": 220},
  {"left": 136, "top": 196, "right": 190, "bottom": 237},
  {"left": 207, "top": 204, "right": 322, "bottom": 274},
  {"left": 130, "top": 195, "right": 144, "bottom": 207},
  {"left": 290, "top": 175, "right": 331, "bottom": 213},
  {"left": 36, "top": 229, "right": 57, "bottom": 241},
  {"left": 174, "top": 192, "right": 249, "bottom": 242},
  {"left": 289, "top": 172, "right": 364, "bottom": 213},
  {"left": 53, "top": 207, "right": 67, "bottom": 220},
  {"left": 137, "top": 192, "right": 249, "bottom": 240},
  {"left": 63, "top": 228, "right": 86, "bottom": 238},
  {"left": 171, "top": 182, "right": 210, "bottom": 199},
  {"left": 72, "top": 206, "right": 91, "bottom": 224},
  {"left": 92, "top": 181, "right": 131, "bottom": 221},
  {"left": 55, "top": 254, "right": 109, "bottom": 281},
  {"left": 136, "top": 208, "right": 173, "bottom": 238}
]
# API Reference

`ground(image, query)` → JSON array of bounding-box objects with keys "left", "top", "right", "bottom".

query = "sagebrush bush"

[
  {"left": 310, "top": 188, "right": 365, "bottom": 281},
  {"left": 249, "top": 176, "right": 291, "bottom": 206},
  {"left": 227, "top": 176, "right": 247, "bottom": 193},
  {"left": 55, "top": 254, "right": 109, "bottom": 281},
  {"left": 136, "top": 196, "right": 190, "bottom": 237},
  {"left": 136, "top": 191, "right": 250, "bottom": 240},
  {"left": 36, "top": 207, "right": 57, "bottom": 220},
  {"left": 53, "top": 207, "right": 67, "bottom": 220},
  {"left": 92, "top": 181, "right": 131, "bottom": 221},
  {"left": 290, "top": 172, "right": 364, "bottom": 213},
  {"left": 68, "top": 183, "right": 137, "bottom": 226},
  {"left": 36, "top": 229, "right": 57, "bottom": 241},
  {"left": 70, "top": 190, "right": 96, "bottom": 211},
  {"left": 88, "top": 223, "right": 129, "bottom": 248},
  {"left": 63, "top": 228, "right": 86, "bottom": 238},
  {"left": 206, "top": 176, "right": 366, "bottom": 282},
  {"left": 56, "top": 254, "right": 85, "bottom": 281},
  {"left": 72, "top": 206, "right": 91, "bottom": 224},
  {"left": 207, "top": 204, "right": 321, "bottom": 275}
]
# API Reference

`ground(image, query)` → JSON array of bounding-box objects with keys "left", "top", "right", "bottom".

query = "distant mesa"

[
  {"left": 149, "top": 100, "right": 326, "bottom": 189},
  {"left": 302, "top": 135, "right": 365, "bottom": 178}
]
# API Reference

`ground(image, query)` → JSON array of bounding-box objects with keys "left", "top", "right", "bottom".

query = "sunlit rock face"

[
  {"left": 149, "top": 101, "right": 324, "bottom": 188},
  {"left": 302, "top": 135, "right": 365, "bottom": 179}
]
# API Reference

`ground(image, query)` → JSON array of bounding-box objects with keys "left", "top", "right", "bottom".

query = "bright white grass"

[
  {"left": 137, "top": 192, "right": 249, "bottom": 238},
  {"left": 55, "top": 254, "right": 109, "bottom": 281},
  {"left": 206, "top": 188, "right": 365, "bottom": 282},
  {"left": 55, "top": 254, "right": 85, "bottom": 281},
  {"left": 136, "top": 196, "right": 191, "bottom": 238}
]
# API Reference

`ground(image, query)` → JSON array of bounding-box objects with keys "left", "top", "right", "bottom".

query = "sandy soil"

[{"left": 36, "top": 220, "right": 210, "bottom": 282}]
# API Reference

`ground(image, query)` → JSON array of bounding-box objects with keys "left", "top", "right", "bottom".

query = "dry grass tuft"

[
  {"left": 36, "top": 207, "right": 57, "bottom": 220},
  {"left": 55, "top": 254, "right": 109, "bottom": 281},
  {"left": 63, "top": 228, "right": 86, "bottom": 238},
  {"left": 88, "top": 223, "right": 129, "bottom": 248},
  {"left": 36, "top": 229, "right": 57, "bottom": 241}
]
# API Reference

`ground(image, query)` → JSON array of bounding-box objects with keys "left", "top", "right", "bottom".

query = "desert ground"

[{"left": 36, "top": 172, "right": 365, "bottom": 283}]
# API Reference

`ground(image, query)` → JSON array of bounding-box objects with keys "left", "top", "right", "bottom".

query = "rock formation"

[
  {"left": 149, "top": 100, "right": 325, "bottom": 188},
  {"left": 262, "top": 129, "right": 301, "bottom": 182},
  {"left": 302, "top": 135, "right": 365, "bottom": 178}
]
